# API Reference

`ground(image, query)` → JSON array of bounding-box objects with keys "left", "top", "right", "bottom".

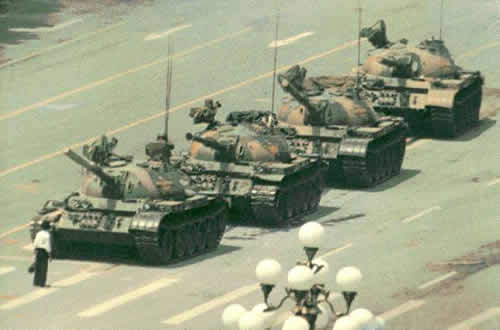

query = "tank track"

[
  {"left": 430, "top": 83, "right": 483, "bottom": 138},
  {"left": 335, "top": 131, "right": 406, "bottom": 188},
  {"left": 133, "top": 201, "right": 227, "bottom": 265},
  {"left": 250, "top": 166, "right": 323, "bottom": 226}
]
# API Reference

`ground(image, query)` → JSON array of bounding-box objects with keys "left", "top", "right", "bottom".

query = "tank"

[
  {"left": 276, "top": 64, "right": 408, "bottom": 188},
  {"left": 174, "top": 99, "right": 323, "bottom": 226},
  {"left": 29, "top": 135, "right": 227, "bottom": 265},
  {"left": 358, "top": 19, "right": 484, "bottom": 137}
]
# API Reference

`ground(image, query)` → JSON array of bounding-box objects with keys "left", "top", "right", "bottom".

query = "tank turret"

[{"left": 359, "top": 19, "right": 484, "bottom": 137}]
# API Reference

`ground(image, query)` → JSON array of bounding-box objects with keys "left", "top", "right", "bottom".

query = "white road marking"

[
  {"left": 0, "top": 256, "right": 31, "bottom": 261},
  {"left": 78, "top": 278, "right": 178, "bottom": 317},
  {"left": 9, "top": 19, "right": 83, "bottom": 33},
  {"left": 0, "top": 224, "right": 30, "bottom": 239},
  {"left": 0, "top": 267, "right": 102, "bottom": 310},
  {"left": 255, "top": 98, "right": 271, "bottom": 103},
  {"left": 378, "top": 300, "right": 426, "bottom": 321},
  {"left": 0, "top": 266, "right": 15, "bottom": 276},
  {"left": 144, "top": 24, "right": 192, "bottom": 41},
  {"left": 418, "top": 271, "right": 458, "bottom": 290},
  {"left": 23, "top": 244, "right": 33, "bottom": 251},
  {"left": 319, "top": 243, "right": 353, "bottom": 259},
  {"left": 407, "top": 138, "right": 430, "bottom": 151},
  {"left": 43, "top": 104, "right": 79, "bottom": 111},
  {"left": 487, "top": 178, "right": 500, "bottom": 187},
  {"left": 269, "top": 32, "right": 315, "bottom": 48},
  {"left": 162, "top": 283, "right": 260, "bottom": 325},
  {"left": 448, "top": 307, "right": 500, "bottom": 330},
  {"left": 401, "top": 206, "right": 441, "bottom": 224}
]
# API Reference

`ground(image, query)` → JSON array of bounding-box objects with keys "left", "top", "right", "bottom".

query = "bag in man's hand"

[{"left": 28, "top": 263, "right": 35, "bottom": 273}]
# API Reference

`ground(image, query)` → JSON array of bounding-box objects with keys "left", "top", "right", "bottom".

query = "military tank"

[
  {"left": 276, "top": 65, "right": 408, "bottom": 188},
  {"left": 358, "top": 19, "right": 484, "bottom": 137},
  {"left": 174, "top": 99, "right": 323, "bottom": 226},
  {"left": 29, "top": 135, "right": 227, "bottom": 265}
]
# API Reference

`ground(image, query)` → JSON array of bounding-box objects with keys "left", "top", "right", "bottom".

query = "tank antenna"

[
  {"left": 271, "top": 6, "right": 280, "bottom": 114},
  {"left": 355, "top": 0, "right": 362, "bottom": 97},
  {"left": 439, "top": 0, "right": 444, "bottom": 40},
  {"left": 164, "top": 36, "right": 174, "bottom": 141}
]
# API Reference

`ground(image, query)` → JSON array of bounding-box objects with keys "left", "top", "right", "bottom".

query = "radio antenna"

[
  {"left": 439, "top": 0, "right": 444, "bottom": 40},
  {"left": 164, "top": 36, "right": 173, "bottom": 141},
  {"left": 355, "top": 0, "right": 362, "bottom": 96},
  {"left": 271, "top": 7, "right": 280, "bottom": 114}
]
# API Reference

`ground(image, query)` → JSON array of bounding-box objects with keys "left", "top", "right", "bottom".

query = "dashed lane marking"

[
  {"left": 0, "top": 38, "right": 358, "bottom": 184},
  {"left": 0, "top": 266, "right": 15, "bottom": 276},
  {"left": 23, "top": 244, "right": 32, "bottom": 251},
  {"left": 9, "top": 19, "right": 83, "bottom": 33},
  {"left": 268, "top": 32, "right": 315, "bottom": 48},
  {"left": 0, "top": 21, "right": 126, "bottom": 70},
  {"left": 0, "top": 224, "right": 30, "bottom": 240},
  {"left": 487, "top": 178, "right": 500, "bottom": 187},
  {"left": 78, "top": 278, "right": 178, "bottom": 317},
  {"left": 319, "top": 243, "right": 353, "bottom": 259},
  {"left": 0, "top": 27, "right": 251, "bottom": 121},
  {"left": 401, "top": 206, "right": 441, "bottom": 224},
  {"left": 457, "top": 41, "right": 500, "bottom": 61},
  {"left": 379, "top": 300, "right": 426, "bottom": 321},
  {"left": 406, "top": 139, "right": 430, "bottom": 151},
  {"left": 0, "top": 266, "right": 103, "bottom": 310},
  {"left": 144, "top": 24, "right": 192, "bottom": 41},
  {"left": 162, "top": 283, "right": 260, "bottom": 325},
  {"left": 418, "top": 271, "right": 457, "bottom": 290},
  {"left": 448, "top": 307, "right": 500, "bottom": 330}
]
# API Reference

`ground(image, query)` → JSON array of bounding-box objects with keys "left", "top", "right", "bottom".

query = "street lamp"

[{"left": 222, "top": 221, "right": 384, "bottom": 330}]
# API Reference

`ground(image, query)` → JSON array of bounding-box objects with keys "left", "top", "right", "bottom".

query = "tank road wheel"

[
  {"left": 174, "top": 230, "right": 186, "bottom": 258},
  {"left": 159, "top": 230, "right": 174, "bottom": 263},
  {"left": 183, "top": 226, "right": 196, "bottom": 257}
]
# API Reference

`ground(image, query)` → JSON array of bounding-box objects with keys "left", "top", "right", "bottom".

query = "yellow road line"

[
  {"left": 0, "top": 27, "right": 252, "bottom": 121},
  {"left": 448, "top": 307, "right": 500, "bottom": 330},
  {"left": 0, "top": 38, "right": 358, "bottom": 181},
  {"left": 0, "top": 21, "right": 126, "bottom": 70},
  {"left": 401, "top": 206, "right": 441, "bottom": 224},
  {"left": 319, "top": 242, "right": 353, "bottom": 259},
  {"left": 0, "top": 224, "right": 30, "bottom": 239}
]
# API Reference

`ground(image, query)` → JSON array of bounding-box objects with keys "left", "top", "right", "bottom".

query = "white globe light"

[
  {"left": 312, "top": 258, "right": 330, "bottom": 284},
  {"left": 298, "top": 221, "right": 325, "bottom": 248},
  {"left": 365, "top": 317, "right": 385, "bottom": 330},
  {"left": 333, "top": 316, "right": 357, "bottom": 330},
  {"left": 238, "top": 311, "right": 265, "bottom": 330},
  {"left": 252, "top": 303, "right": 276, "bottom": 328},
  {"left": 315, "top": 302, "right": 331, "bottom": 329},
  {"left": 336, "top": 266, "right": 362, "bottom": 291},
  {"left": 287, "top": 265, "right": 314, "bottom": 291},
  {"left": 222, "top": 304, "right": 247, "bottom": 330},
  {"left": 282, "top": 315, "right": 309, "bottom": 330},
  {"left": 256, "top": 259, "right": 282, "bottom": 285},
  {"left": 350, "top": 308, "right": 374, "bottom": 330}
]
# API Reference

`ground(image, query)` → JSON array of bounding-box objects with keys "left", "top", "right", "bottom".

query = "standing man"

[{"left": 32, "top": 221, "right": 52, "bottom": 287}]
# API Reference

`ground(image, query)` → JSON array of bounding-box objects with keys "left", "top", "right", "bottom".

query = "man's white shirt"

[{"left": 33, "top": 230, "right": 51, "bottom": 254}]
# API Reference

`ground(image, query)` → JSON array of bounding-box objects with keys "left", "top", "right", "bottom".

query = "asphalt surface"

[{"left": 0, "top": 0, "right": 499, "bottom": 329}]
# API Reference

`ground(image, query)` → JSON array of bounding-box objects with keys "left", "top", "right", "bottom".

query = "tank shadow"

[
  {"left": 53, "top": 242, "right": 241, "bottom": 268},
  {"left": 321, "top": 213, "right": 366, "bottom": 227},
  {"left": 325, "top": 169, "right": 420, "bottom": 192},
  {"left": 449, "top": 118, "right": 497, "bottom": 142}
]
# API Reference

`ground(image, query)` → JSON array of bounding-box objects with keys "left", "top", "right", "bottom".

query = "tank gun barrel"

[
  {"left": 278, "top": 66, "right": 322, "bottom": 116},
  {"left": 185, "top": 133, "right": 232, "bottom": 154},
  {"left": 64, "top": 148, "right": 115, "bottom": 184}
]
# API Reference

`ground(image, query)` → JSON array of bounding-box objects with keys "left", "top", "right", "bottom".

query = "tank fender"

[
  {"left": 338, "top": 138, "right": 370, "bottom": 158},
  {"left": 427, "top": 88, "right": 458, "bottom": 109},
  {"left": 130, "top": 213, "right": 162, "bottom": 232}
]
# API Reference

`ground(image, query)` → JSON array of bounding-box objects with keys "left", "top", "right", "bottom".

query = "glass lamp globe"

[
  {"left": 333, "top": 315, "right": 357, "bottom": 330},
  {"left": 312, "top": 258, "right": 329, "bottom": 284},
  {"left": 336, "top": 266, "right": 362, "bottom": 291},
  {"left": 238, "top": 311, "right": 265, "bottom": 330},
  {"left": 282, "top": 315, "right": 309, "bottom": 330},
  {"left": 298, "top": 221, "right": 325, "bottom": 248},
  {"left": 256, "top": 259, "right": 282, "bottom": 285},
  {"left": 365, "top": 316, "right": 385, "bottom": 330},
  {"left": 252, "top": 303, "right": 276, "bottom": 328},
  {"left": 222, "top": 304, "right": 247, "bottom": 330},
  {"left": 350, "top": 308, "right": 374, "bottom": 329},
  {"left": 287, "top": 265, "right": 314, "bottom": 291},
  {"left": 315, "top": 302, "right": 331, "bottom": 329}
]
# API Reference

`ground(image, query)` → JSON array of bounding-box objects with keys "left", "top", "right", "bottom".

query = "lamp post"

[{"left": 222, "top": 221, "right": 385, "bottom": 330}]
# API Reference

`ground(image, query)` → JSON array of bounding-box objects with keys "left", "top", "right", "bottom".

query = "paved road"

[{"left": 0, "top": 0, "right": 499, "bottom": 329}]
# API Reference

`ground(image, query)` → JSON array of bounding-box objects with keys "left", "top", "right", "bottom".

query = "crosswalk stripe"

[
  {"left": 0, "top": 269, "right": 100, "bottom": 310},
  {"left": 163, "top": 283, "right": 260, "bottom": 325},
  {"left": 78, "top": 278, "right": 178, "bottom": 317},
  {"left": 0, "top": 266, "right": 15, "bottom": 276},
  {"left": 448, "top": 307, "right": 500, "bottom": 330}
]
